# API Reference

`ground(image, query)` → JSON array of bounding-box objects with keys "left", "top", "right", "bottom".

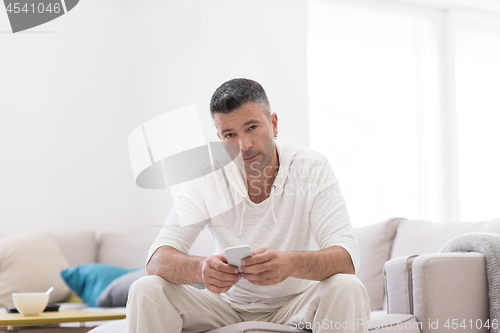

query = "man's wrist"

[
  {"left": 286, "top": 251, "right": 299, "bottom": 279},
  {"left": 197, "top": 257, "right": 207, "bottom": 283}
]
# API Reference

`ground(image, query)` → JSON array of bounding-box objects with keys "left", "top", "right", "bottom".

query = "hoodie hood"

[{"left": 222, "top": 140, "right": 303, "bottom": 235}]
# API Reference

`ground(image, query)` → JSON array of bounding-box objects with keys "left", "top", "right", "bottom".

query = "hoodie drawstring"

[
  {"left": 239, "top": 197, "right": 246, "bottom": 236},
  {"left": 270, "top": 185, "right": 278, "bottom": 225}
]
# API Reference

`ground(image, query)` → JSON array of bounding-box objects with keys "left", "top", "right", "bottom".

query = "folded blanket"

[{"left": 440, "top": 233, "right": 500, "bottom": 333}]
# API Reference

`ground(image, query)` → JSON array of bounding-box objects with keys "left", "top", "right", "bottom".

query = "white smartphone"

[{"left": 224, "top": 245, "right": 252, "bottom": 272}]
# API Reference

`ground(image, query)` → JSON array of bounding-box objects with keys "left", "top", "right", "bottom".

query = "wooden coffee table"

[{"left": 0, "top": 310, "right": 125, "bottom": 332}]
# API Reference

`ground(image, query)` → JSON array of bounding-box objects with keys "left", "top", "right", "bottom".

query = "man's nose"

[{"left": 238, "top": 135, "right": 252, "bottom": 152}]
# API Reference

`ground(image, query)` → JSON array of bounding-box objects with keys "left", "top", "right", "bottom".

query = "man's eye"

[
  {"left": 249, "top": 126, "right": 257, "bottom": 130},
  {"left": 225, "top": 133, "right": 233, "bottom": 138}
]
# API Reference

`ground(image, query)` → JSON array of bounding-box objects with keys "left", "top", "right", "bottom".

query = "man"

[{"left": 127, "top": 78, "right": 370, "bottom": 333}]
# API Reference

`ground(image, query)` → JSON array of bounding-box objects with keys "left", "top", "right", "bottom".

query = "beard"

[{"left": 243, "top": 134, "right": 276, "bottom": 174}]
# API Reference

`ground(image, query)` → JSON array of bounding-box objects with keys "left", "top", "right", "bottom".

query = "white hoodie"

[{"left": 147, "top": 140, "right": 360, "bottom": 313}]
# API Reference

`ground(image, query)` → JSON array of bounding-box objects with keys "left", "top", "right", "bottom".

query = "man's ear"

[
  {"left": 270, "top": 113, "right": 278, "bottom": 137},
  {"left": 217, "top": 132, "right": 221, "bottom": 139}
]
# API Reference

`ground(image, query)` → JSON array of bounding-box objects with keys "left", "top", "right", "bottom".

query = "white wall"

[{"left": 0, "top": 0, "right": 308, "bottom": 235}]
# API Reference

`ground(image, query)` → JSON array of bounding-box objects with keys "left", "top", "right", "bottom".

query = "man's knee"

[
  {"left": 319, "top": 274, "right": 368, "bottom": 298},
  {"left": 129, "top": 275, "right": 174, "bottom": 299}
]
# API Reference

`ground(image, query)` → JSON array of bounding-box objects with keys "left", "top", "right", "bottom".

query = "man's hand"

[
  {"left": 201, "top": 253, "right": 241, "bottom": 294},
  {"left": 240, "top": 248, "right": 293, "bottom": 286}
]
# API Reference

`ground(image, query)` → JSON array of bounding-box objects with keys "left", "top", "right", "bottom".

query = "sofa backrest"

[
  {"left": 353, "top": 218, "right": 404, "bottom": 311},
  {"left": 97, "top": 231, "right": 157, "bottom": 268},
  {"left": 390, "top": 218, "right": 500, "bottom": 259},
  {"left": 54, "top": 227, "right": 215, "bottom": 269},
  {"left": 54, "top": 231, "right": 97, "bottom": 266}
]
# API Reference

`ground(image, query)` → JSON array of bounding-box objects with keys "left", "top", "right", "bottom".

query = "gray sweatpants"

[{"left": 126, "top": 274, "right": 370, "bottom": 333}]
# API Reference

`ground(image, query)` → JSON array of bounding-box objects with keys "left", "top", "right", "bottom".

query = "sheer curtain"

[
  {"left": 454, "top": 13, "right": 500, "bottom": 221},
  {"left": 308, "top": 0, "right": 500, "bottom": 227}
]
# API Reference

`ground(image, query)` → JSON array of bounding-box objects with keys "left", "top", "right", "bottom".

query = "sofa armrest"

[
  {"left": 412, "top": 252, "right": 489, "bottom": 333},
  {"left": 384, "top": 255, "right": 419, "bottom": 315}
]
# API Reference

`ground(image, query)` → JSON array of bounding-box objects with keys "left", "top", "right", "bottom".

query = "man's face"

[{"left": 214, "top": 102, "right": 278, "bottom": 174}]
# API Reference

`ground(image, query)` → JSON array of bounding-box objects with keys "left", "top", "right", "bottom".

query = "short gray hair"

[{"left": 210, "top": 78, "right": 271, "bottom": 118}]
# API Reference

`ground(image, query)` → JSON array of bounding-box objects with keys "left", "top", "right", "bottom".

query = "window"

[
  {"left": 454, "top": 13, "right": 500, "bottom": 221},
  {"left": 308, "top": 0, "right": 500, "bottom": 227}
]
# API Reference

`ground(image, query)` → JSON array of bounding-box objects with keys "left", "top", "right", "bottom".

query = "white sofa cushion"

[
  {"left": 0, "top": 232, "right": 71, "bottom": 307},
  {"left": 54, "top": 230, "right": 97, "bottom": 266},
  {"left": 353, "top": 218, "right": 404, "bottom": 311},
  {"left": 368, "top": 312, "right": 421, "bottom": 332},
  {"left": 98, "top": 232, "right": 157, "bottom": 268},
  {"left": 390, "top": 218, "right": 500, "bottom": 259}
]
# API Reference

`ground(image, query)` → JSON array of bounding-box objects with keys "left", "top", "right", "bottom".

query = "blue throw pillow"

[{"left": 61, "top": 264, "right": 139, "bottom": 307}]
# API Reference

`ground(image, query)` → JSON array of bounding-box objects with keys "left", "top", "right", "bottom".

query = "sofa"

[{"left": 1, "top": 217, "right": 498, "bottom": 332}]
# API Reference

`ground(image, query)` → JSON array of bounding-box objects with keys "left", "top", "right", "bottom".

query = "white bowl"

[{"left": 12, "top": 293, "right": 49, "bottom": 316}]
